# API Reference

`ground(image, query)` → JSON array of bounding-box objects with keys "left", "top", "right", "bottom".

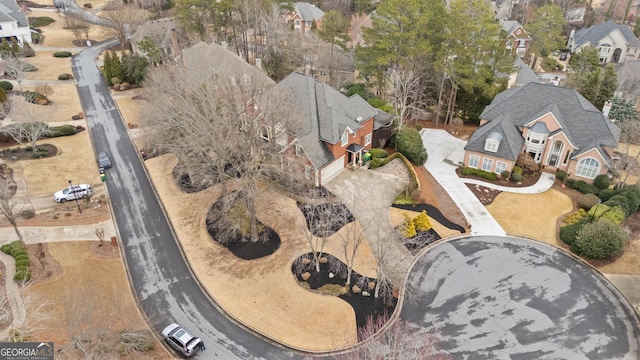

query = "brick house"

[
  {"left": 464, "top": 82, "right": 620, "bottom": 180},
  {"left": 285, "top": 2, "right": 324, "bottom": 34},
  {"left": 271, "top": 72, "right": 392, "bottom": 186},
  {"left": 502, "top": 20, "right": 531, "bottom": 58}
]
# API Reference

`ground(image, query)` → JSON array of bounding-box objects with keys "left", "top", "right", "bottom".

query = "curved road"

[{"left": 71, "top": 39, "right": 301, "bottom": 359}]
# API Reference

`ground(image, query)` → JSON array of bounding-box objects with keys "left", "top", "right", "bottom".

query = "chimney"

[
  {"left": 255, "top": 58, "right": 263, "bottom": 71},
  {"left": 602, "top": 100, "right": 612, "bottom": 117}
]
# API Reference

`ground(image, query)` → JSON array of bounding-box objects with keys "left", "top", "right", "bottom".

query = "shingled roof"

[
  {"left": 573, "top": 20, "right": 640, "bottom": 48},
  {"left": 274, "top": 72, "right": 384, "bottom": 169},
  {"left": 293, "top": 2, "right": 324, "bottom": 22},
  {"left": 466, "top": 83, "right": 620, "bottom": 163}
]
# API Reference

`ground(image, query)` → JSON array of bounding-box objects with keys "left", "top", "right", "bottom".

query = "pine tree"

[{"left": 103, "top": 51, "right": 113, "bottom": 86}]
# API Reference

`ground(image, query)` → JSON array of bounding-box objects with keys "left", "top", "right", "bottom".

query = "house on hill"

[
  {"left": 271, "top": 72, "right": 392, "bottom": 186},
  {"left": 567, "top": 21, "right": 640, "bottom": 63},
  {"left": 502, "top": 20, "right": 531, "bottom": 58},
  {"left": 130, "top": 18, "right": 187, "bottom": 63},
  {"left": 286, "top": 2, "right": 324, "bottom": 34},
  {"left": 464, "top": 83, "right": 619, "bottom": 180},
  {"left": 0, "top": 0, "right": 32, "bottom": 45}
]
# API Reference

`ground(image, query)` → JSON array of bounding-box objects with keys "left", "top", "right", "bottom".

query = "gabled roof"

[
  {"left": 513, "top": 57, "right": 539, "bottom": 86},
  {"left": 465, "top": 114, "right": 523, "bottom": 161},
  {"left": 181, "top": 41, "right": 274, "bottom": 89},
  {"left": 130, "top": 17, "right": 180, "bottom": 48},
  {"left": 293, "top": 2, "right": 324, "bottom": 22},
  {"left": 0, "top": 0, "right": 28, "bottom": 27},
  {"left": 502, "top": 20, "right": 530, "bottom": 39},
  {"left": 273, "top": 72, "right": 383, "bottom": 169},
  {"left": 573, "top": 21, "right": 640, "bottom": 48},
  {"left": 473, "top": 82, "right": 619, "bottom": 162}
]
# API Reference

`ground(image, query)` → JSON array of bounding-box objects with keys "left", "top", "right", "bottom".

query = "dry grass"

[
  {"left": 24, "top": 52, "right": 73, "bottom": 80},
  {"left": 486, "top": 189, "right": 573, "bottom": 245}
]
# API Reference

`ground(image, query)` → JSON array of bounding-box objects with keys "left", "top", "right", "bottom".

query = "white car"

[
  {"left": 161, "top": 323, "right": 203, "bottom": 357},
  {"left": 53, "top": 184, "right": 93, "bottom": 203}
]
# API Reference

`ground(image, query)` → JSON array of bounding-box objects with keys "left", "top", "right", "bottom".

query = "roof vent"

[{"left": 356, "top": 116, "right": 363, "bottom": 122}]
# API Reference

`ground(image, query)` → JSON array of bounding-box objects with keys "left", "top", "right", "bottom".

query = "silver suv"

[
  {"left": 53, "top": 184, "right": 92, "bottom": 203},
  {"left": 161, "top": 323, "right": 203, "bottom": 357}
]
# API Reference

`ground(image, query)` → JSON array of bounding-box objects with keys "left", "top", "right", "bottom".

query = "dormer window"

[
  {"left": 341, "top": 131, "right": 348, "bottom": 146},
  {"left": 484, "top": 132, "right": 502, "bottom": 153}
]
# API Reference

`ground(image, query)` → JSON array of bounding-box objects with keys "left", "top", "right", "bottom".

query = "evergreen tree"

[
  {"left": 527, "top": 5, "right": 567, "bottom": 56},
  {"left": 103, "top": 51, "right": 113, "bottom": 85}
]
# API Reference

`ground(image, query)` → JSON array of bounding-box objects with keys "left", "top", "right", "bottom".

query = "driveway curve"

[
  {"left": 71, "top": 39, "right": 301, "bottom": 359},
  {"left": 400, "top": 235, "right": 640, "bottom": 359}
]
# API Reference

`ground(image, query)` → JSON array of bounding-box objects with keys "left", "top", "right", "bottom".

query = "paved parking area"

[{"left": 401, "top": 236, "right": 640, "bottom": 359}]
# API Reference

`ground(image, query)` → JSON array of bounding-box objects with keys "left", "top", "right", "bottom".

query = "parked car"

[
  {"left": 97, "top": 151, "right": 112, "bottom": 169},
  {"left": 559, "top": 52, "right": 568, "bottom": 61},
  {"left": 161, "top": 323, "right": 203, "bottom": 358},
  {"left": 53, "top": 184, "right": 92, "bottom": 203}
]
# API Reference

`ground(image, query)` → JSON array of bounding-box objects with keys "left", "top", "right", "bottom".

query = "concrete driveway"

[
  {"left": 401, "top": 236, "right": 640, "bottom": 359},
  {"left": 421, "top": 129, "right": 506, "bottom": 236}
]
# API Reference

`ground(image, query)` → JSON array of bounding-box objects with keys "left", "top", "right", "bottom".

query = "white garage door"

[{"left": 320, "top": 156, "right": 345, "bottom": 184}]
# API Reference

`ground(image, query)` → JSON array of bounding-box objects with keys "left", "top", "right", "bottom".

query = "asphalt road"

[{"left": 71, "top": 38, "right": 302, "bottom": 360}]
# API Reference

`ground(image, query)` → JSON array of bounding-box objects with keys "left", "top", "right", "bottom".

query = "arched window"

[{"left": 575, "top": 158, "right": 600, "bottom": 179}]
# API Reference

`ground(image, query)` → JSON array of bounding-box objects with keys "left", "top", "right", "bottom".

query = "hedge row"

[
  {"left": 460, "top": 166, "right": 498, "bottom": 181},
  {"left": 0, "top": 241, "right": 31, "bottom": 283}
]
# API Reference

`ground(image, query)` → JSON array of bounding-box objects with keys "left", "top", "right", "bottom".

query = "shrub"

[
  {"left": 577, "top": 193, "right": 600, "bottom": 210},
  {"left": 593, "top": 174, "right": 610, "bottom": 190},
  {"left": 368, "top": 158, "right": 383, "bottom": 169},
  {"left": 559, "top": 221, "right": 585, "bottom": 246},
  {"left": 58, "top": 73, "right": 70, "bottom": 80},
  {"left": 23, "top": 90, "right": 49, "bottom": 104},
  {"left": 15, "top": 259, "right": 30, "bottom": 267},
  {"left": 515, "top": 153, "right": 538, "bottom": 173},
  {"left": 619, "top": 187, "right": 640, "bottom": 213},
  {"left": 604, "top": 194, "right": 632, "bottom": 216},
  {"left": 13, "top": 269, "right": 30, "bottom": 283},
  {"left": 395, "top": 127, "right": 428, "bottom": 165},
  {"left": 600, "top": 206, "right": 626, "bottom": 224},
  {"left": 510, "top": 172, "right": 523, "bottom": 182},
  {"left": 0, "top": 244, "right": 12, "bottom": 255},
  {"left": 556, "top": 170, "right": 566, "bottom": 181},
  {"left": 29, "top": 16, "right": 55, "bottom": 27},
  {"left": 512, "top": 166, "right": 523, "bottom": 175},
  {"left": 0, "top": 88, "right": 5, "bottom": 103},
  {"left": 571, "top": 219, "right": 626, "bottom": 259},
  {"left": 11, "top": 249, "right": 26, "bottom": 258},
  {"left": 563, "top": 208, "right": 587, "bottom": 225},
  {"left": 460, "top": 167, "right": 498, "bottom": 181},
  {"left": 13, "top": 254, "right": 29, "bottom": 261},
  {"left": 413, "top": 211, "right": 432, "bottom": 232},
  {"left": 50, "top": 124, "right": 76, "bottom": 137},
  {"left": 21, "top": 210, "right": 35, "bottom": 219},
  {"left": 368, "top": 148, "right": 388, "bottom": 159},
  {"left": 53, "top": 51, "right": 72, "bottom": 58},
  {"left": 565, "top": 179, "right": 600, "bottom": 195},
  {"left": 587, "top": 203, "right": 612, "bottom": 219},
  {"left": 9, "top": 240, "right": 24, "bottom": 249},
  {"left": 599, "top": 188, "right": 616, "bottom": 202},
  {"left": 401, "top": 213, "right": 417, "bottom": 238},
  {"left": 32, "top": 152, "right": 46, "bottom": 159},
  {"left": 0, "top": 81, "right": 13, "bottom": 91},
  {"left": 501, "top": 170, "right": 510, "bottom": 179},
  {"left": 111, "top": 77, "right": 122, "bottom": 85}
]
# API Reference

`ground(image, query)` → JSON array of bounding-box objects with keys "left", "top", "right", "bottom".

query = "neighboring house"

[
  {"left": 285, "top": 2, "right": 324, "bottom": 34},
  {"left": 502, "top": 20, "right": 531, "bottom": 58},
  {"left": 464, "top": 82, "right": 620, "bottom": 181},
  {"left": 507, "top": 57, "right": 539, "bottom": 88},
  {"left": 0, "top": 0, "right": 31, "bottom": 45},
  {"left": 130, "top": 18, "right": 186, "bottom": 63},
  {"left": 567, "top": 21, "right": 640, "bottom": 63},
  {"left": 272, "top": 72, "right": 392, "bottom": 186},
  {"left": 616, "top": 60, "right": 640, "bottom": 111},
  {"left": 180, "top": 41, "right": 274, "bottom": 90}
]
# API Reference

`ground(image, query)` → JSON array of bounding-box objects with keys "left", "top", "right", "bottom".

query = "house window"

[
  {"left": 242, "top": 74, "right": 251, "bottom": 85},
  {"left": 295, "top": 20, "right": 300, "bottom": 27},
  {"left": 575, "top": 158, "right": 600, "bottom": 179},
  {"left": 485, "top": 141, "right": 498, "bottom": 152},
  {"left": 365, "top": 133, "right": 371, "bottom": 146},
  {"left": 319, "top": 70, "right": 326, "bottom": 77},
  {"left": 341, "top": 131, "right": 348, "bottom": 146},
  {"left": 260, "top": 127, "right": 269, "bottom": 141},
  {"left": 482, "top": 159, "right": 493, "bottom": 172},
  {"left": 496, "top": 162, "right": 507, "bottom": 174},
  {"left": 287, "top": 159, "right": 293, "bottom": 171},
  {"left": 295, "top": 144, "right": 302, "bottom": 157},
  {"left": 469, "top": 155, "right": 479, "bottom": 168},
  {"left": 304, "top": 166, "right": 311, "bottom": 179}
]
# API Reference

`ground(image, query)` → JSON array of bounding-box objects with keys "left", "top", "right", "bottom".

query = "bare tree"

[
  {"left": 338, "top": 217, "right": 367, "bottom": 288},
  {"left": 95, "top": 227, "right": 105, "bottom": 247},
  {"left": 0, "top": 284, "right": 53, "bottom": 342},
  {"left": 3, "top": 99, "right": 54, "bottom": 151},
  {"left": 615, "top": 120, "right": 640, "bottom": 188},
  {"left": 101, "top": 5, "right": 149, "bottom": 45},
  {"left": 391, "top": 68, "right": 430, "bottom": 132},
  {"left": 0, "top": 166, "right": 24, "bottom": 242},
  {"left": 64, "top": 17, "right": 89, "bottom": 42},
  {"left": 2, "top": 55, "right": 33, "bottom": 92},
  {"left": 334, "top": 314, "right": 451, "bottom": 359}
]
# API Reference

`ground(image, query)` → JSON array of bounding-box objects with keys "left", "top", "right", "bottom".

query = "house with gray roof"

[
  {"left": 0, "top": 0, "right": 31, "bottom": 45},
  {"left": 271, "top": 72, "right": 392, "bottom": 186},
  {"left": 507, "top": 57, "right": 539, "bottom": 88},
  {"left": 464, "top": 82, "right": 619, "bottom": 181},
  {"left": 130, "top": 18, "right": 186, "bottom": 64},
  {"left": 285, "top": 2, "right": 325, "bottom": 34},
  {"left": 567, "top": 21, "right": 640, "bottom": 63},
  {"left": 502, "top": 20, "right": 531, "bottom": 58}
]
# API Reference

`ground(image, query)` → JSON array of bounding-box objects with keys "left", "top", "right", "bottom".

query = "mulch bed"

[
  {"left": 0, "top": 143, "right": 58, "bottom": 161},
  {"left": 392, "top": 203, "right": 465, "bottom": 233},
  {"left": 297, "top": 202, "right": 355, "bottom": 237},
  {"left": 458, "top": 169, "right": 543, "bottom": 205},
  {"left": 292, "top": 252, "right": 397, "bottom": 336}
]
